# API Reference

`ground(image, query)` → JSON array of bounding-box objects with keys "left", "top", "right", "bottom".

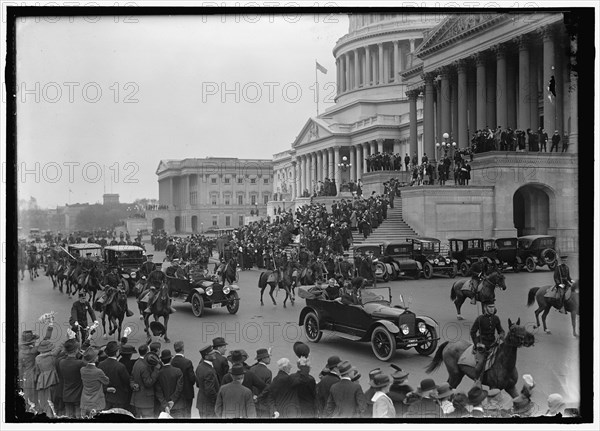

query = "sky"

[{"left": 15, "top": 13, "right": 348, "bottom": 208}]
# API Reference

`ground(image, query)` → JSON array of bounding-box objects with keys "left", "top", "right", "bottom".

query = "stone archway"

[
  {"left": 174, "top": 216, "right": 181, "bottom": 233},
  {"left": 191, "top": 215, "right": 198, "bottom": 233},
  {"left": 513, "top": 184, "right": 553, "bottom": 236},
  {"left": 152, "top": 218, "right": 164, "bottom": 233}
]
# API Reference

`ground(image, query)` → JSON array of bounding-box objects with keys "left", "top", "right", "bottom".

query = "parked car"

[
  {"left": 298, "top": 285, "right": 439, "bottom": 361},
  {"left": 517, "top": 235, "right": 558, "bottom": 272},
  {"left": 67, "top": 243, "right": 102, "bottom": 259},
  {"left": 407, "top": 237, "right": 457, "bottom": 279},
  {"left": 483, "top": 237, "right": 523, "bottom": 273},
  {"left": 102, "top": 245, "right": 146, "bottom": 294},
  {"left": 381, "top": 241, "right": 422, "bottom": 280},
  {"left": 166, "top": 263, "right": 240, "bottom": 317},
  {"left": 349, "top": 243, "right": 391, "bottom": 282},
  {"left": 447, "top": 238, "right": 485, "bottom": 277}
]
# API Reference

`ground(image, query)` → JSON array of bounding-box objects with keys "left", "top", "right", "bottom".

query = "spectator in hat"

[
  {"left": 98, "top": 341, "right": 131, "bottom": 410},
  {"left": 34, "top": 332, "right": 63, "bottom": 417},
  {"left": 293, "top": 341, "right": 310, "bottom": 359},
  {"left": 466, "top": 386, "right": 487, "bottom": 417},
  {"left": 80, "top": 347, "right": 110, "bottom": 417},
  {"left": 363, "top": 368, "right": 383, "bottom": 417},
  {"left": 195, "top": 345, "right": 220, "bottom": 418},
  {"left": 171, "top": 341, "right": 196, "bottom": 418},
  {"left": 130, "top": 344, "right": 160, "bottom": 418},
  {"left": 404, "top": 378, "right": 442, "bottom": 419},
  {"left": 250, "top": 348, "right": 273, "bottom": 418},
  {"left": 324, "top": 360, "right": 367, "bottom": 418},
  {"left": 215, "top": 363, "right": 257, "bottom": 418},
  {"left": 510, "top": 393, "right": 536, "bottom": 417},
  {"left": 258, "top": 358, "right": 300, "bottom": 418},
  {"left": 370, "top": 374, "right": 395, "bottom": 418},
  {"left": 546, "top": 393, "right": 566, "bottom": 416},
  {"left": 432, "top": 383, "right": 455, "bottom": 415},
  {"left": 387, "top": 365, "right": 412, "bottom": 418},
  {"left": 448, "top": 392, "right": 470, "bottom": 418},
  {"left": 58, "top": 339, "right": 85, "bottom": 418},
  {"left": 19, "top": 325, "right": 53, "bottom": 411},
  {"left": 482, "top": 387, "right": 503, "bottom": 417},
  {"left": 290, "top": 357, "right": 317, "bottom": 418},
  {"left": 316, "top": 356, "right": 341, "bottom": 416},
  {"left": 211, "top": 337, "right": 229, "bottom": 383},
  {"left": 222, "top": 350, "right": 268, "bottom": 401},
  {"left": 118, "top": 343, "right": 137, "bottom": 375},
  {"left": 155, "top": 349, "right": 185, "bottom": 418}
]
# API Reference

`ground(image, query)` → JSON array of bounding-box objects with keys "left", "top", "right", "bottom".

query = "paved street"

[{"left": 18, "top": 242, "right": 579, "bottom": 417}]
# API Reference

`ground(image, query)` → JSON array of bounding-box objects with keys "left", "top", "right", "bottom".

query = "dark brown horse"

[
  {"left": 137, "top": 282, "right": 172, "bottom": 343},
  {"left": 527, "top": 280, "right": 579, "bottom": 337},
  {"left": 258, "top": 269, "right": 293, "bottom": 307},
  {"left": 99, "top": 286, "right": 128, "bottom": 340},
  {"left": 425, "top": 318, "right": 535, "bottom": 398},
  {"left": 450, "top": 270, "right": 507, "bottom": 320}
]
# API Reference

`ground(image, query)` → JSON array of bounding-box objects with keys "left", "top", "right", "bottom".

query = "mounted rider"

[
  {"left": 138, "top": 254, "right": 156, "bottom": 285},
  {"left": 97, "top": 267, "right": 134, "bottom": 317},
  {"left": 143, "top": 268, "right": 176, "bottom": 314},
  {"left": 469, "top": 260, "right": 485, "bottom": 305},
  {"left": 470, "top": 300, "right": 505, "bottom": 385},
  {"left": 552, "top": 255, "right": 574, "bottom": 314}
]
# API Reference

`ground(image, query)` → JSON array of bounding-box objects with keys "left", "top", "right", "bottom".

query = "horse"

[
  {"left": 258, "top": 268, "right": 293, "bottom": 308},
  {"left": 77, "top": 263, "right": 104, "bottom": 304},
  {"left": 220, "top": 257, "right": 238, "bottom": 285},
  {"left": 425, "top": 318, "right": 535, "bottom": 398},
  {"left": 137, "top": 282, "right": 171, "bottom": 343},
  {"left": 45, "top": 257, "right": 59, "bottom": 288},
  {"left": 27, "top": 253, "right": 39, "bottom": 281},
  {"left": 99, "top": 286, "right": 128, "bottom": 340},
  {"left": 450, "top": 270, "right": 507, "bottom": 320},
  {"left": 527, "top": 280, "right": 579, "bottom": 337}
]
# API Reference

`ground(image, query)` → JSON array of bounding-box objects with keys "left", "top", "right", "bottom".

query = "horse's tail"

[
  {"left": 527, "top": 287, "right": 540, "bottom": 307},
  {"left": 450, "top": 283, "right": 457, "bottom": 301},
  {"left": 425, "top": 341, "right": 449, "bottom": 374}
]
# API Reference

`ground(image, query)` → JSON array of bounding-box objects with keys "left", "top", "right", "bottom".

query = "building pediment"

[
  {"left": 293, "top": 118, "right": 333, "bottom": 148},
  {"left": 156, "top": 160, "right": 174, "bottom": 175}
]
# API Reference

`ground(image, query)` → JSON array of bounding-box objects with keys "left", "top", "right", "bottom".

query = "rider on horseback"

[
  {"left": 553, "top": 255, "right": 574, "bottom": 314},
  {"left": 470, "top": 300, "right": 505, "bottom": 385},
  {"left": 100, "top": 267, "right": 134, "bottom": 317},
  {"left": 469, "top": 260, "right": 485, "bottom": 305}
]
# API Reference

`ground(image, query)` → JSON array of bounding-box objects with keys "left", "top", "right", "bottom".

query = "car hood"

[{"left": 363, "top": 303, "right": 407, "bottom": 318}]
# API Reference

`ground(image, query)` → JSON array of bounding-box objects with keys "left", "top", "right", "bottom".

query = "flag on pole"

[{"left": 316, "top": 61, "right": 328, "bottom": 74}]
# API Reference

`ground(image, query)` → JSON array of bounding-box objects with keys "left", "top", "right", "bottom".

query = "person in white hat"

[{"left": 546, "top": 393, "right": 566, "bottom": 416}]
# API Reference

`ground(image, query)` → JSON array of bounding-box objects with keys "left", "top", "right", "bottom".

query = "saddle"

[
  {"left": 544, "top": 285, "right": 572, "bottom": 302},
  {"left": 458, "top": 343, "right": 498, "bottom": 372},
  {"left": 461, "top": 279, "right": 482, "bottom": 293}
]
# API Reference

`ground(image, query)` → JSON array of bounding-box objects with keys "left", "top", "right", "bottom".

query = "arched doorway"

[
  {"left": 152, "top": 218, "right": 164, "bottom": 233},
  {"left": 174, "top": 216, "right": 181, "bottom": 233},
  {"left": 191, "top": 216, "right": 198, "bottom": 233},
  {"left": 513, "top": 185, "right": 552, "bottom": 236}
]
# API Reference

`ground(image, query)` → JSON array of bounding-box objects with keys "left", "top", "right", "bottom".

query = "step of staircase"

[{"left": 352, "top": 204, "right": 419, "bottom": 245}]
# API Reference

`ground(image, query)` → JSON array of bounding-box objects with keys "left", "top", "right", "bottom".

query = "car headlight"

[
  {"left": 400, "top": 324, "right": 410, "bottom": 335},
  {"left": 130, "top": 272, "right": 136, "bottom": 278},
  {"left": 206, "top": 287, "right": 213, "bottom": 296},
  {"left": 434, "top": 259, "right": 439, "bottom": 264},
  {"left": 418, "top": 322, "right": 427, "bottom": 333},
  {"left": 445, "top": 259, "right": 450, "bottom": 264},
  {"left": 223, "top": 286, "right": 230, "bottom": 294}
]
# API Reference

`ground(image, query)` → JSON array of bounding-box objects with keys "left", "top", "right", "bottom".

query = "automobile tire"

[
  {"left": 525, "top": 257, "right": 536, "bottom": 273},
  {"left": 415, "top": 325, "right": 438, "bottom": 356},
  {"left": 191, "top": 292, "right": 204, "bottom": 318},
  {"left": 449, "top": 264, "right": 458, "bottom": 278},
  {"left": 548, "top": 260, "right": 557, "bottom": 271},
  {"left": 459, "top": 262, "right": 470, "bottom": 277},
  {"left": 542, "top": 248, "right": 557, "bottom": 267},
  {"left": 304, "top": 312, "right": 322, "bottom": 343},
  {"left": 371, "top": 326, "right": 396, "bottom": 361},
  {"left": 226, "top": 291, "right": 239, "bottom": 314},
  {"left": 423, "top": 262, "right": 434, "bottom": 279}
]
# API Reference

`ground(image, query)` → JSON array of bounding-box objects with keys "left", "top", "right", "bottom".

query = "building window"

[
  {"left": 211, "top": 177, "right": 217, "bottom": 184},
  {"left": 225, "top": 216, "right": 231, "bottom": 227},
  {"left": 224, "top": 177, "right": 230, "bottom": 184},
  {"left": 251, "top": 195, "right": 257, "bottom": 205},
  {"left": 237, "top": 195, "right": 243, "bottom": 205},
  {"left": 211, "top": 194, "right": 218, "bottom": 206},
  {"left": 263, "top": 177, "right": 269, "bottom": 184},
  {"left": 250, "top": 178, "right": 256, "bottom": 184},
  {"left": 212, "top": 215, "right": 218, "bottom": 226},
  {"left": 237, "top": 177, "right": 243, "bottom": 184},
  {"left": 263, "top": 194, "right": 269, "bottom": 205},
  {"left": 190, "top": 191, "right": 197, "bottom": 205},
  {"left": 239, "top": 215, "right": 244, "bottom": 226},
  {"left": 224, "top": 194, "right": 231, "bottom": 205}
]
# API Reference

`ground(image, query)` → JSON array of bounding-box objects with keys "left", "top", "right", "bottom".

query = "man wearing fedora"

[
  {"left": 97, "top": 341, "right": 131, "bottom": 411},
  {"left": 70, "top": 291, "right": 98, "bottom": 343},
  {"left": 211, "top": 337, "right": 229, "bottom": 383},
  {"left": 470, "top": 300, "right": 505, "bottom": 385},
  {"left": 466, "top": 386, "right": 488, "bottom": 417},
  {"left": 324, "top": 360, "right": 367, "bottom": 418},
  {"left": 58, "top": 339, "right": 85, "bottom": 418},
  {"left": 80, "top": 347, "right": 110, "bottom": 417},
  {"left": 432, "top": 382, "right": 455, "bottom": 416},
  {"left": 155, "top": 349, "right": 185, "bottom": 418},
  {"left": 387, "top": 365, "right": 413, "bottom": 418},
  {"left": 222, "top": 350, "right": 268, "bottom": 399},
  {"left": 215, "top": 363, "right": 257, "bottom": 418},
  {"left": 250, "top": 348, "right": 273, "bottom": 418},
  {"left": 553, "top": 254, "right": 574, "bottom": 314},
  {"left": 195, "top": 345, "right": 220, "bottom": 418},
  {"left": 130, "top": 344, "right": 161, "bottom": 418},
  {"left": 404, "top": 378, "right": 442, "bottom": 419},
  {"left": 316, "top": 356, "right": 342, "bottom": 416},
  {"left": 171, "top": 341, "right": 196, "bottom": 418}
]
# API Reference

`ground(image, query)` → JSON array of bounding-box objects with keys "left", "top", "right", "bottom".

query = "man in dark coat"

[
  {"left": 324, "top": 360, "right": 367, "bottom": 418},
  {"left": 290, "top": 357, "right": 318, "bottom": 418},
  {"left": 215, "top": 364, "right": 257, "bottom": 418},
  {"left": 387, "top": 366, "right": 413, "bottom": 418},
  {"left": 553, "top": 255, "right": 574, "bottom": 314},
  {"left": 171, "top": 341, "right": 196, "bottom": 418},
  {"left": 221, "top": 350, "right": 268, "bottom": 399},
  {"left": 130, "top": 344, "right": 160, "bottom": 418},
  {"left": 316, "top": 356, "right": 342, "bottom": 416},
  {"left": 98, "top": 341, "right": 131, "bottom": 410},
  {"left": 211, "top": 337, "right": 229, "bottom": 384},
  {"left": 470, "top": 300, "right": 505, "bottom": 384},
  {"left": 69, "top": 292, "right": 97, "bottom": 342},
  {"left": 258, "top": 358, "right": 300, "bottom": 418},
  {"left": 154, "top": 349, "right": 185, "bottom": 418},
  {"left": 195, "top": 345, "right": 220, "bottom": 418},
  {"left": 249, "top": 348, "right": 273, "bottom": 417},
  {"left": 363, "top": 368, "right": 383, "bottom": 417},
  {"left": 404, "top": 378, "right": 443, "bottom": 419},
  {"left": 58, "top": 339, "right": 85, "bottom": 418}
]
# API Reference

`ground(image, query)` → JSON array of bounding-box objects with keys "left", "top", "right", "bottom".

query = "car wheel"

[
  {"left": 423, "top": 262, "right": 434, "bottom": 279},
  {"left": 459, "top": 262, "right": 470, "bottom": 277},
  {"left": 547, "top": 260, "right": 557, "bottom": 271},
  {"left": 371, "top": 326, "right": 396, "bottom": 361},
  {"left": 525, "top": 257, "right": 536, "bottom": 273},
  {"left": 304, "top": 312, "right": 322, "bottom": 343},
  {"left": 415, "top": 325, "right": 438, "bottom": 356},
  {"left": 191, "top": 292, "right": 204, "bottom": 318},
  {"left": 449, "top": 264, "right": 458, "bottom": 278},
  {"left": 226, "top": 291, "right": 239, "bottom": 314}
]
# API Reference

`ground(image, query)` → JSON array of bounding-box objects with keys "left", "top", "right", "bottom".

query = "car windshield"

[
  {"left": 386, "top": 245, "right": 411, "bottom": 255},
  {"left": 421, "top": 241, "right": 440, "bottom": 252},
  {"left": 538, "top": 238, "right": 555, "bottom": 248},
  {"left": 497, "top": 239, "right": 517, "bottom": 248},
  {"left": 359, "top": 287, "right": 390, "bottom": 305},
  {"left": 355, "top": 246, "right": 381, "bottom": 257}
]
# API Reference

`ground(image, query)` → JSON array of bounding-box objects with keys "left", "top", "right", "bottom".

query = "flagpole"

[{"left": 315, "top": 59, "right": 319, "bottom": 116}]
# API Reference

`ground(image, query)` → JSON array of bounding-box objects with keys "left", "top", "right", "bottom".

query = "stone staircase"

[{"left": 352, "top": 199, "right": 418, "bottom": 245}]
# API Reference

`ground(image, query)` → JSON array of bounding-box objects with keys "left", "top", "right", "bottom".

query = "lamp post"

[
  {"left": 337, "top": 155, "right": 352, "bottom": 192},
  {"left": 436, "top": 132, "right": 457, "bottom": 163}
]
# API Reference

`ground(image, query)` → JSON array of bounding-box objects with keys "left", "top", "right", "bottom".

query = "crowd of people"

[{"left": 471, "top": 126, "right": 569, "bottom": 153}]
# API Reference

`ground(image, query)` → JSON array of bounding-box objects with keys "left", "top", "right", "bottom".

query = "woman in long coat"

[
  {"left": 34, "top": 338, "right": 64, "bottom": 417},
  {"left": 19, "top": 325, "right": 54, "bottom": 412}
]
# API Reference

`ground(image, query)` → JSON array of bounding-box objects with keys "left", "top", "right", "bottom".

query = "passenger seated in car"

[
  {"left": 325, "top": 278, "right": 340, "bottom": 300},
  {"left": 339, "top": 276, "right": 366, "bottom": 305}
]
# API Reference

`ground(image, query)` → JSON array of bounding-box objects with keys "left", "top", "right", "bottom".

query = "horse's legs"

[
  {"left": 570, "top": 311, "right": 578, "bottom": 338},
  {"left": 533, "top": 305, "right": 543, "bottom": 329},
  {"left": 282, "top": 288, "right": 289, "bottom": 308},
  {"left": 163, "top": 315, "right": 170, "bottom": 343},
  {"left": 101, "top": 311, "right": 108, "bottom": 339},
  {"left": 541, "top": 307, "right": 552, "bottom": 334},
  {"left": 454, "top": 292, "right": 466, "bottom": 320},
  {"left": 260, "top": 287, "right": 265, "bottom": 306},
  {"left": 269, "top": 285, "right": 277, "bottom": 306}
]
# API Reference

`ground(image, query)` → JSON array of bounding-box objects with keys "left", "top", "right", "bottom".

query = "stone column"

[
  {"left": 378, "top": 43, "right": 384, "bottom": 85},
  {"left": 362, "top": 143, "right": 369, "bottom": 173},
  {"left": 440, "top": 67, "right": 451, "bottom": 138},
  {"left": 354, "top": 49, "right": 360, "bottom": 88},
  {"left": 529, "top": 42, "right": 539, "bottom": 129},
  {"left": 435, "top": 80, "right": 442, "bottom": 146},
  {"left": 456, "top": 60, "right": 468, "bottom": 149},
  {"left": 410, "top": 38, "right": 415, "bottom": 53},
  {"left": 423, "top": 73, "right": 435, "bottom": 161},
  {"left": 336, "top": 58, "right": 341, "bottom": 95},
  {"left": 475, "top": 52, "right": 487, "bottom": 130},
  {"left": 486, "top": 54, "right": 496, "bottom": 128},
  {"left": 541, "top": 26, "right": 556, "bottom": 133},
  {"left": 292, "top": 161, "right": 298, "bottom": 199},
  {"left": 356, "top": 145, "right": 363, "bottom": 180},
  {"left": 555, "top": 37, "right": 565, "bottom": 138},
  {"left": 322, "top": 150, "right": 328, "bottom": 181},
  {"left": 407, "top": 89, "right": 419, "bottom": 157},
  {"left": 393, "top": 138, "right": 401, "bottom": 154},
  {"left": 506, "top": 51, "right": 517, "bottom": 129},
  {"left": 316, "top": 151, "right": 322, "bottom": 183},
  {"left": 328, "top": 148, "right": 334, "bottom": 178},
  {"left": 304, "top": 155, "right": 310, "bottom": 194},
  {"left": 365, "top": 45, "right": 371, "bottom": 87},
  {"left": 517, "top": 35, "right": 530, "bottom": 130},
  {"left": 333, "top": 147, "right": 341, "bottom": 191},
  {"left": 377, "top": 138, "right": 384, "bottom": 154},
  {"left": 370, "top": 140, "right": 377, "bottom": 155},
  {"left": 345, "top": 53, "right": 351, "bottom": 91},
  {"left": 568, "top": 31, "right": 578, "bottom": 152},
  {"left": 349, "top": 146, "right": 356, "bottom": 181},
  {"left": 493, "top": 44, "right": 508, "bottom": 129},
  {"left": 393, "top": 41, "right": 399, "bottom": 82}
]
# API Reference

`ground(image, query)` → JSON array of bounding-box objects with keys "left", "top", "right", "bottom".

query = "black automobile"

[
  {"left": 517, "top": 235, "right": 558, "bottom": 272},
  {"left": 448, "top": 238, "right": 485, "bottom": 277},
  {"left": 298, "top": 285, "right": 439, "bottom": 361},
  {"left": 407, "top": 237, "right": 458, "bottom": 279},
  {"left": 166, "top": 263, "right": 240, "bottom": 317},
  {"left": 350, "top": 243, "right": 391, "bottom": 282},
  {"left": 483, "top": 237, "right": 523, "bottom": 273},
  {"left": 381, "top": 241, "right": 421, "bottom": 280},
  {"left": 102, "top": 245, "right": 146, "bottom": 294}
]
